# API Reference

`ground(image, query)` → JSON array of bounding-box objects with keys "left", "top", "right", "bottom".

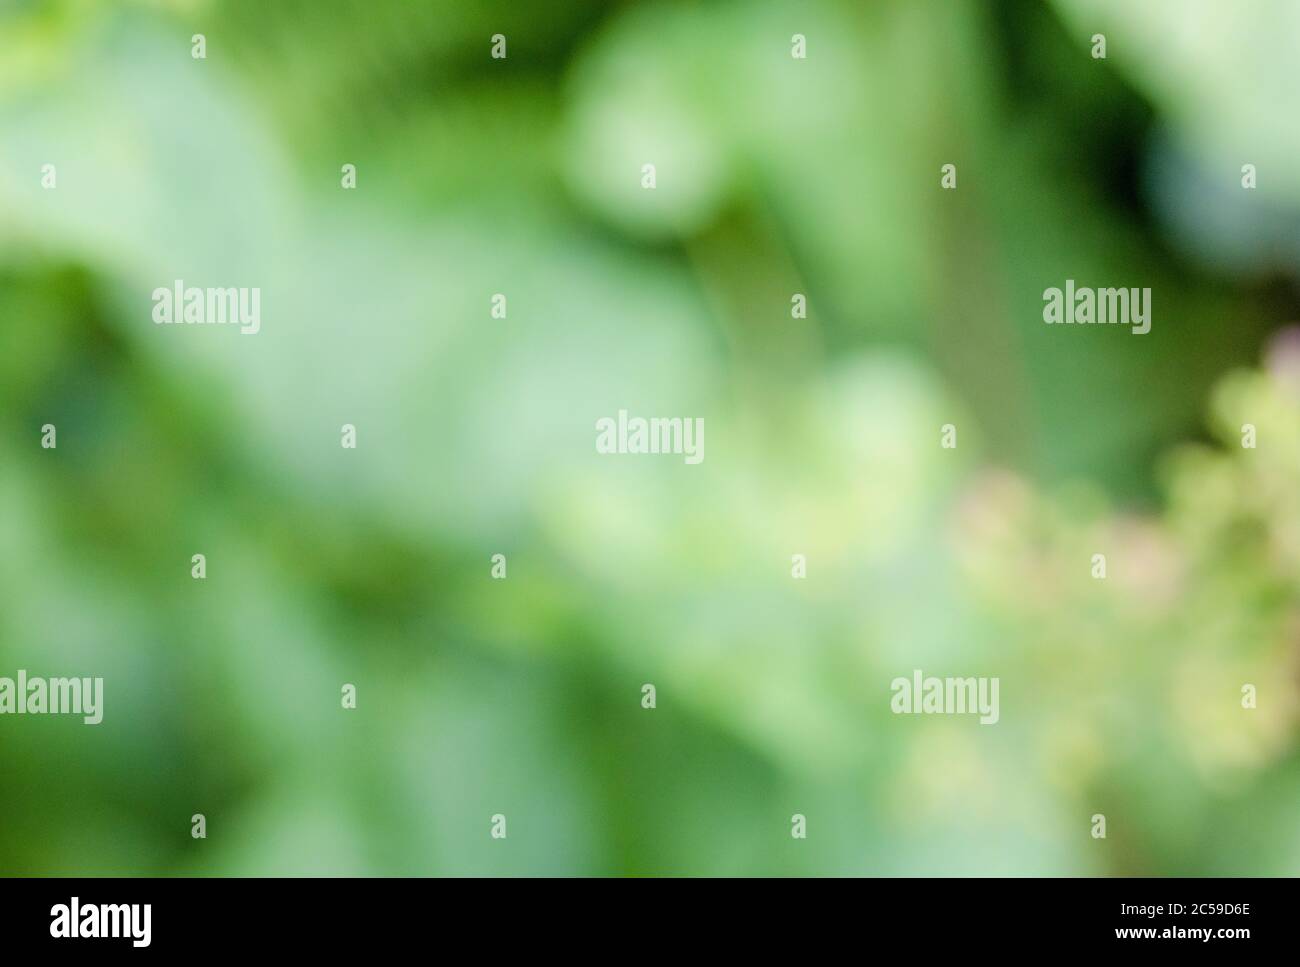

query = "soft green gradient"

[{"left": 1, "top": 0, "right": 1297, "bottom": 875}]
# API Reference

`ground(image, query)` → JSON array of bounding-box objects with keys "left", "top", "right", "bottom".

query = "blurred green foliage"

[{"left": 1, "top": 0, "right": 1297, "bottom": 875}]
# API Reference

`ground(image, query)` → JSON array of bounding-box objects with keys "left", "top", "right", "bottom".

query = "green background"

[{"left": 1, "top": 0, "right": 1298, "bottom": 875}]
